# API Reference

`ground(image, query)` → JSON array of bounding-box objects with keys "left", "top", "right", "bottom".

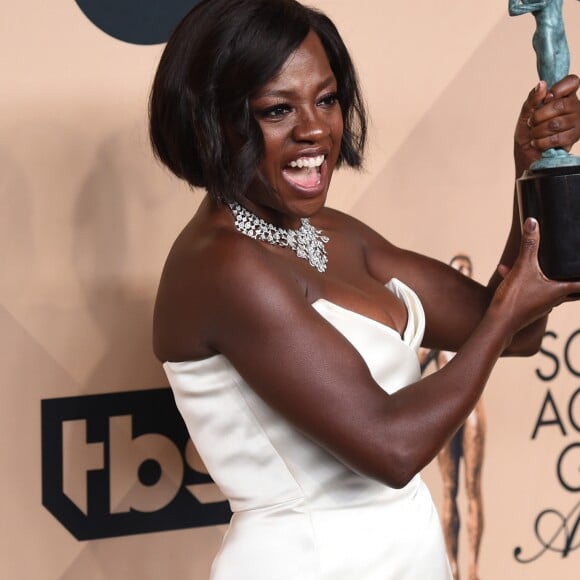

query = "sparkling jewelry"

[{"left": 229, "top": 202, "right": 329, "bottom": 272}]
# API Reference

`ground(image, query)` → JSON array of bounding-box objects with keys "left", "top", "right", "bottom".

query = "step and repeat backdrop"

[{"left": 1, "top": 1, "right": 579, "bottom": 578}]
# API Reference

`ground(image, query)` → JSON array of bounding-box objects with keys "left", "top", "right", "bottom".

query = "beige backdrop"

[{"left": 2, "top": 1, "right": 580, "bottom": 578}]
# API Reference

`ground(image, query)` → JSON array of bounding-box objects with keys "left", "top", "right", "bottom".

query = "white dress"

[{"left": 164, "top": 278, "right": 452, "bottom": 579}]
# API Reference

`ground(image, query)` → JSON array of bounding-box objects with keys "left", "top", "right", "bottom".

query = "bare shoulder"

[
  {"left": 153, "top": 201, "right": 307, "bottom": 362},
  {"left": 316, "top": 206, "right": 396, "bottom": 252},
  {"left": 319, "top": 206, "right": 403, "bottom": 276},
  {"left": 325, "top": 207, "right": 459, "bottom": 288},
  {"left": 318, "top": 206, "right": 383, "bottom": 237}
]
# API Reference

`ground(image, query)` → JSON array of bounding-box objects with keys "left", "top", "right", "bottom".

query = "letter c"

[{"left": 557, "top": 442, "right": 580, "bottom": 492}]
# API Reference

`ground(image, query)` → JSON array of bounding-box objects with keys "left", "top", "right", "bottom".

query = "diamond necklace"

[{"left": 228, "top": 202, "right": 329, "bottom": 272}]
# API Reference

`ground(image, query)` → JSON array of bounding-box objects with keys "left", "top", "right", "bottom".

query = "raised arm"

[
  {"left": 363, "top": 76, "right": 580, "bottom": 355},
  {"left": 485, "top": 74, "right": 580, "bottom": 350}
]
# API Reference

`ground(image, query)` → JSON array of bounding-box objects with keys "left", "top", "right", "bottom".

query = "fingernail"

[
  {"left": 526, "top": 217, "right": 538, "bottom": 232},
  {"left": 535, "top": 82, "right": 541, "bottom": 92},
  {"left": 545, "top": 92, "right": 555, "bottom": 102}
]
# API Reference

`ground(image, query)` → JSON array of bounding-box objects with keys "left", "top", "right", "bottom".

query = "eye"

[
  {"left": 256, "top": 103, "right": 292, "bottom": 119},
  {"left": 317, "top": 92, "right": 339, "bottom": 107}
]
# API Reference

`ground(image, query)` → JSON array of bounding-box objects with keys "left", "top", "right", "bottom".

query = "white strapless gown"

[{"left": 164, "top": 279, "right": 452, "bottom": 579}]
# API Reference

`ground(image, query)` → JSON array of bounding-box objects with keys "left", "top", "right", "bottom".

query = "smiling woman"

[
  {"left": 149, "top": 0, "right": 365, "bottom": 207},
  {"left": 148, "top": 0, "right": 580, "bottom": 578},
  {"left": 245, "top": 30, "right": 344, "bottom": 224}
]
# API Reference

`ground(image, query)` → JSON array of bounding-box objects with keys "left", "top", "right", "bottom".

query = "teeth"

[{"left": 289, "top": 155, "right": 325, "bottom": 169}]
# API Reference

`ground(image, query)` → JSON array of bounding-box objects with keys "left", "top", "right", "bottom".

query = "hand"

[
  {"left": 493, "top": 218, "right": 580, "bottom": 337},
  {"left": 514, "top": 75, "right": 580, "bottom": 175}
]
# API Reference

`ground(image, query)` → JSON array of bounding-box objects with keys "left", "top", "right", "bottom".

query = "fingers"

[
  {"left": 530, "top": 109, "right": 579, "bottom": 150},
  {"left": 531, "top": 124, "right": 578, "bottom": 151},
  {"left": 493, "top": 219, "right": 580, "bottom": 332},
  {"left": 518, "top": 218, "right": 580, "bottom": 299},
  {"left": 514, "top": 82, "right": 548, "bottom": 166},
  {"left": 512, "top": 217, "right": 545, "bottom": 284},
  {"left": 532, "top": 97, "right": 577, "bottom": 125},
  {"left": 515, "top": 75, "right": 580, "bottom": 173},
  {"left": 548, "top": 74, "right": 580, "bottom": 99},
  {"left": 520, "top": 217, "right": 540, "bottom": 263},
  {"left": 519, "top": 81, "right": 547, "bottom": 124},
  {"left": 527, "top": 75, "right": 580, "bottom": 150}
]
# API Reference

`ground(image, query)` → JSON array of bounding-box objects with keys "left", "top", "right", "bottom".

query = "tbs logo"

[{"left": 41, "top": 388, "right": 230, "bottom": 540}]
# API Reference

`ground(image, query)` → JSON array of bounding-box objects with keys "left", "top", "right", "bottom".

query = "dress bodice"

[{"left": 163, "top": 278, "right": 451, "bottom": 579}]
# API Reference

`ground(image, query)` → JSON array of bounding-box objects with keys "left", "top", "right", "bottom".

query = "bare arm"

[{"left": 181, "top": 221, "right": 580, "bottom": 489}]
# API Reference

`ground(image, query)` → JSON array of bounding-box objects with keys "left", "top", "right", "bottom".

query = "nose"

[{"left": 291, "top": 107, "right": 330, "bottom": 143}]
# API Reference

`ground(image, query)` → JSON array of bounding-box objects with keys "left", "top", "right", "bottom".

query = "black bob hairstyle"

[{"left": 149, "top": 0, "right": 367, "bottom": 204}]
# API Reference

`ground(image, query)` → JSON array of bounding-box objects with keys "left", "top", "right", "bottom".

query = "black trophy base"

[{"left": 517, "top": 166, "right": 580, "bottom": 280}]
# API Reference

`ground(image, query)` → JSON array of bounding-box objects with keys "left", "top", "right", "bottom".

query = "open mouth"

[{"left": 283, "top": 155, "right": 325, "bottom": 189}]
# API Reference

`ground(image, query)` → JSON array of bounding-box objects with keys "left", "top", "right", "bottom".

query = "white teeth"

[{"left": 289, "top": 155, "right": 325, "bottom": 169}]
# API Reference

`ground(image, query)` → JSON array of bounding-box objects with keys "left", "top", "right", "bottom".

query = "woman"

[{"left": 150, "top": 0, "right": 580, "bottom": 578}]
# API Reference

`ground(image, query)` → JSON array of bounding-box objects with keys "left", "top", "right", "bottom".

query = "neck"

[{"left": 235, "top": 199, "right": 304, "bottom": 230}]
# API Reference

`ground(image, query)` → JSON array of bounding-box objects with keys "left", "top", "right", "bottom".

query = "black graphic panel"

[
  {"left": 74, "top": 0, "right": 201, "bottom": 45},
  {"left": 42, "top": 388, "right": 231, "bottom": 540}
]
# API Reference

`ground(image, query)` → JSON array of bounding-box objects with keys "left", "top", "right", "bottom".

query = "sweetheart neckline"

[{"left": 311, "top": 297, "right": 408, "bottom": 341}]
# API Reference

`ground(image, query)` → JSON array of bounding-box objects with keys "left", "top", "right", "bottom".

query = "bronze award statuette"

[{"left": 510, "top": 0, "right": 580, "bottom": 279}]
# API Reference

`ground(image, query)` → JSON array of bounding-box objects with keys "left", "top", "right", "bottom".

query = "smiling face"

[{"left": 246, "top": 30, "right": 344, "bottom": 227}]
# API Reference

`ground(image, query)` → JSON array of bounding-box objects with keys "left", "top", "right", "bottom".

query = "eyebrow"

[{"left": 253, "top": 74, "right": 337, "bottom": 100}]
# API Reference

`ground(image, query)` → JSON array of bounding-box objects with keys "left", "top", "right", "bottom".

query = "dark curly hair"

[{"left": 149, "top": 0, "right": 367, "bottom": 203}]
